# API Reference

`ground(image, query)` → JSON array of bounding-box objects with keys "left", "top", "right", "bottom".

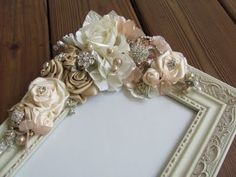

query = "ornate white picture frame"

[{"left": 1, "top": 66, "right": 235, "bottom": 177}]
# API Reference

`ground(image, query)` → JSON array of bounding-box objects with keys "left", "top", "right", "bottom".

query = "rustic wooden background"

[{"left": 0, "top": 0, "right": 235, "bottom": 176}]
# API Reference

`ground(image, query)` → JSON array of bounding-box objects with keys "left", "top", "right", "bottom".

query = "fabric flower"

[
  {"left": 61, "top": 51, "right": 78, "bottom": 71},
  {"left": 18, "top": 77, "right": 69, "bottom": 135},
  {"left": 153, "top": 51, "right": 188, "bottom": 84},
  {"left": 41, "top": 59, "right": 64, "bottom": 80},
  {"left": 117, "top": 17, "right": 145, "bottom": 40},
  {"left": 88, "top": 51, "right": 136, "bottom": 91},
  {"left": 76, "top": 11, "right": 130, "bottom": 58},
  {"left": 142, "top": 68, "right": 160, "bottom": 87},
  {"left": 64, "top": 70, "right": 98, "bottom": 103},
  {"left": 151, "top": 36, "right": 172, "bottom": 55}
]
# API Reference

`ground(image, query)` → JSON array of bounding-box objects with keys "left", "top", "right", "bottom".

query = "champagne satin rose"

[
  {"left": 19, "top": 77, "right": 69, "bottom": 135},
  {"left": 154, "top": 51, "right": 188, "bottom": 84},
  {"left": 76, "top": 11, "right": 129, "bottom": 58},
  {"left": 64, "top": 71, "right": 98, "bottom": 103},
  {"left": 41, "top": 59, "right": 64, "bottom": 80},
  {"left": 61, "top": 50, "right": 78, "bottom": 71},
  {"left": 143, "top": 68, "right": 160, "bottom": 87}
]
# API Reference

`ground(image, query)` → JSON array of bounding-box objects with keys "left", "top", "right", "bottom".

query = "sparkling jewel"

[
  {"left": 10, "top": 109, "right": 24, "bottom": 125},
  {"left": 5, "top": 130, "right": 16, "bottom": 141},
  {"left": 167, "top": 59, "right": 176, "bottom": 70},
  {"left": 66, "top": 98, "right": 77, "bottom": 115},
  {"left": 53, "top": 41, "right": 65, "bottom": 51},
  {"left": 42, "top": 62, "right": 50, "bottom": 69},
  {"left": 185, "top": 72, "right": 195, "bottom": 80},
  {"left": 182, "top": 72, "right": 201, "bottom": 92},
  {"left": 37, "top": 86, "right": 47, "bottom": 95},
  {"left": 130, "top": 40, "right": 150, "bottom": 64},
  {"left": 0, "top": 139, "right": 8, "bottom": 155},
  {"left": 185, "top": 80, "right": 195, "bottom": 87},
  {"left": 55, "top": 53, "right": 66, "bottom": 61},
  {"left": 133, "top": 82, "right": 149, "bottom": 97},
  {"left": 77, "top": 51, "right": 95, "bottom": 69}
]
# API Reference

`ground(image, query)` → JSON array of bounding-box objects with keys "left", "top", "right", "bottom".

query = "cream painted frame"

[{"left": 0, "top": 66, "right": 235, "bottom": 177}]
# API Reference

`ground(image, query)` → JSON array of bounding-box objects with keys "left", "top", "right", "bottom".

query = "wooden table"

[{"left": 0, "top": 0, "right": 235, "bottom": 176}]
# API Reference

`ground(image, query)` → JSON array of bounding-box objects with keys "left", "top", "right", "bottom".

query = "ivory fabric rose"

[
  {"left": 143, "top": 68, "right": 160, "bottom": 87},
  {"left": 18, "top": 77, "right": 69, "bottom": 135},
  {"left": 88, "top": 51, "right": 136, "bottom": 91},
  {"left": 64, "top": 70, "right": 98, "bottom": 103},
  {"left": 76, "top": 11, "right": 130, "bottom": 58},
  {"left": 153, "top": 51, "right": 188, "bottom": 84}
]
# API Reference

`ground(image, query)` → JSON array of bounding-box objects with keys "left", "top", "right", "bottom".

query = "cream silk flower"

[
  {"left": 143, "top": 68, "right": 160, "bottom": 87},
  {"left": 18, "top": 77, "right": 69, "bottom": 135},
  {"left": 75, "top": 11, "right": 130, "bottom": 58},
  {"left": 87, "top": 51, "right": 136, "bottom": 91},
  {"left": 153, "top": 51, "right": 188, "bottom": 84}
]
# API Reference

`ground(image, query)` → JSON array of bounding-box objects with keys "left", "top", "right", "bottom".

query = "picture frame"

[{"left": 0, "top": 66, "right": 235, "bottom": 177}]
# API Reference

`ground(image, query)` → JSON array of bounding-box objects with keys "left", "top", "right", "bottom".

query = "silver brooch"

[
  {"left": 76, "top": 51, "right": 96, "bottom": 69},
  {"left": 10, "top": 109, "right": 24, "bottom": 126},
  {"left": 129, "top": 37, "right": 154, "bottom": 65}
]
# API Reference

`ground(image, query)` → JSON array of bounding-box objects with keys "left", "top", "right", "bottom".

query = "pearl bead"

[
  {"left": 113, "top": 58, "right": 122, "bottom": 66},
  {"left": 16, "top": 135, "right": 26, "bottom": 146},
  {"left": 106, "top": 48, "right": 113, "bottom": 55},
  {"left": 85, "top": 44, "right": 93, "bottom": 50},
  {"left": 111, "top": 65, "right": 118, "bottom": 73},
  {"left": 29, "top": 131, "right": 34, "bottom": 137},
  {"left": 185, "top": 72, "right": 195, "bottom": 80}
]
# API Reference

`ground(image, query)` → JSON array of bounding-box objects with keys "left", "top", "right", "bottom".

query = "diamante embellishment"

[
  {"left": 133, "top": 82, "right": 149, "bottom": 97},
  {"left": 0, "top": 139, "right": 8, "bottom": 155},
  {"left": 167, "top": 59, "right": 176, "bottom": 70},
  {"left": 10, "top": 109, "right": 24, "bottom": 125},
  {"left": 37, "top": 86, "right": 47, "bottom": 95},
  {"left": 77, "top": 51, "right": 95, "bottom": 69},
  {"left": 130, "top": 41, "right": 150, "bottom": 64}
]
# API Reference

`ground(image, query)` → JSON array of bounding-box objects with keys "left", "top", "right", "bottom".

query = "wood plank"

[
  {"left": 134, "top": 0, "right": 236, "bottom": 176},
  {"left": 0, "top": 0, "right": 50, "bottom": 123},
  {"left": 134, "top": 0, "right": 236, "bottom": 87},
  {"left": 48, "top": 0, "right": 141, "bottom": 53},
  {"left": 219, "top": 0, "right": 236, "bottom": 23}
]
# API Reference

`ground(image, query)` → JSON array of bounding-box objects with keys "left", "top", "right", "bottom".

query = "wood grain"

[
  {"left": 0, "top": 0, "right": 50, "bottom": 123},
  {"left": 219, "top": 0, "right": 236, "bottom": 23},
  {"left": 134, "top": 0, "right": 236, "bottom": 176}
]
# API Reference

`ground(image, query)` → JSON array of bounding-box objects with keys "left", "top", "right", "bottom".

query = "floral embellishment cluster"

[{"left": 1, "top": 11, "right": 199, "bottom": 150}]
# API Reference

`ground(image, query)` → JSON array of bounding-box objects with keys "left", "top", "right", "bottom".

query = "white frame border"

[{"left": 0, "top": 66, "right": 235, "bottom": 177}]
